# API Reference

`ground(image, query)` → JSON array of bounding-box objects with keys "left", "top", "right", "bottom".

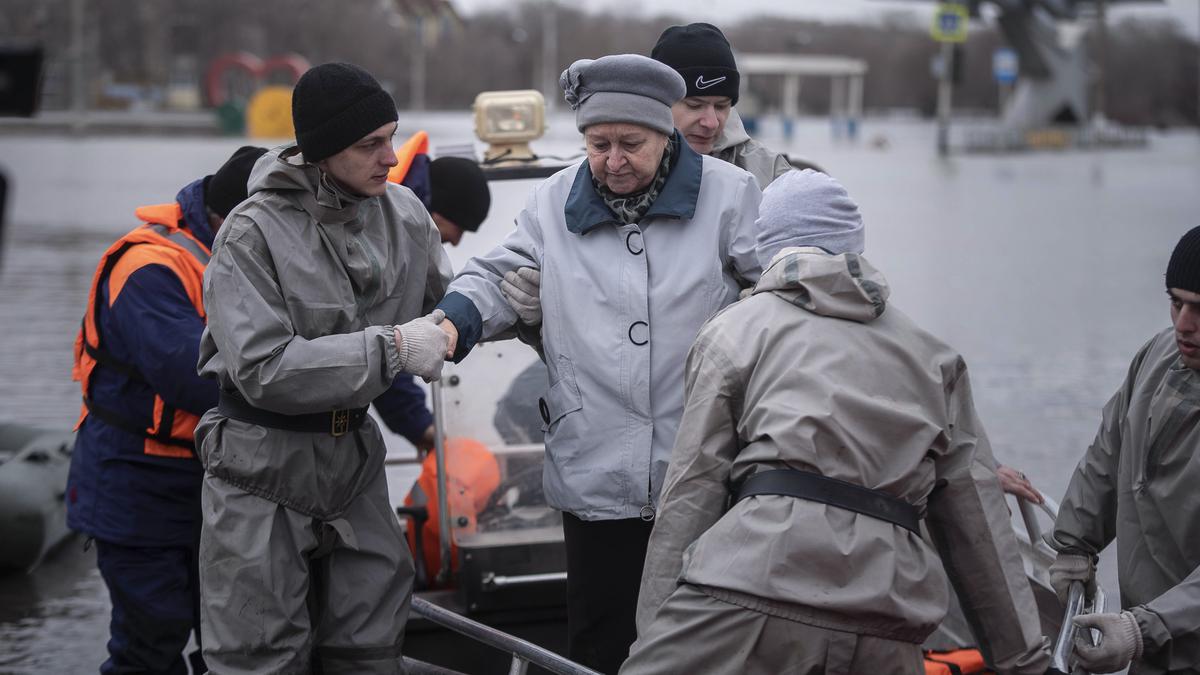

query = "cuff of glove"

[
  {"left": 1129, "top": 606, "right": 1163, "bottom": 661},
  {"left": 383, "top": 325, "right": 403, "bottom": 378},
  {"left": 394, "top": 325, "right": 427, "bottom": 375},
  {"left": 1121, "top": 611, "right": 1145, "bottom": 662}
]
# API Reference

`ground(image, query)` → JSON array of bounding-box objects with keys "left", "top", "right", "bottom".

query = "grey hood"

[
  {"left": 248, "top": 144, "right": 363, "bottom": 226},
  {"left": 753, "top": 247, "right": 889, "bottom": 323}
]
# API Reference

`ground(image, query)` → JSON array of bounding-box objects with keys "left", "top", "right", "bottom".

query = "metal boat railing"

[{"left": 411, "top": 596, "right": 601, "bottom": 675}]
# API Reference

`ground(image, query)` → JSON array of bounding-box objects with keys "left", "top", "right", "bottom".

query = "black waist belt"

[
  {"left": 735, "top": 469, "right": 921, "bottom": 534},
  {"left": 218, "top": 391, "right": 368, "bottom": 437}
]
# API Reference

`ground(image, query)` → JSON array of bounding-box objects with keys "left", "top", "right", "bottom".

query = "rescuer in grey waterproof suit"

[
  {"left": 195, "top": 63, "right": 453, "bottom": 674},
  {"left": 1049, "top": 225, "right": 1200, "bottom": 675},
  {"left": 623, "top": 170, "right": 1050, "bottom": 675}
]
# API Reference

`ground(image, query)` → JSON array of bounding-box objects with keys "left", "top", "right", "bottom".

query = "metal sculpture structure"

[{"left": 915, "top": 0, "right": 1160, "bottom": 130}]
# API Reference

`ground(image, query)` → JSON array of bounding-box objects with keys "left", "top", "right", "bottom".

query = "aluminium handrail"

[
  {"left": 411, "top": 597, "right": 601, "bottom": 675},
  {"left": 430, "top": 379, "right": 453, "bottom": 585}
]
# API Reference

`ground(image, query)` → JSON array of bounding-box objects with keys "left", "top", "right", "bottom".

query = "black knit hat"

[
  {"left": 1166, "top": 226, "right": 1200, "bottom": 293},
  {"left": 204, "top": 145, "right": 268, "bottom": 218},
  {"left": 430, "top": 157, "right": 490, "bottom": 232},
  {"left": 292, "top": 62, "right": 398, "bottom": 163},
  {"left": 651, "top": 23, "right": 740, "bottom": 105}
]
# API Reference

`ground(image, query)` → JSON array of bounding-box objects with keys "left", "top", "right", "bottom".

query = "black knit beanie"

[
  {"left": 204, "top": 146, "right": 267, "bottom": 218},
  {"left": 430, "top": 157, "right": 490, "bottom": 232},
  {"left": 1166, "top": 225, "right": 1200, "bottom": 293},
  {"left": 651, "top": 23, "right": 740, "bottom": 104},
  {"left": 292, "top": 62, "right": 398, "bottom": 163}
]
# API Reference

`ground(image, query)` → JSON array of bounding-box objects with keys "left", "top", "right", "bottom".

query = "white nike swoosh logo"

[{"left": 695, "top": 75, "right": 727, "bottom": 89}]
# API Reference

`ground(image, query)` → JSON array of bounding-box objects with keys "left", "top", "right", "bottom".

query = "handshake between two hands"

[
  {"left": 392, "top": 267, "right": 542, "bottom": 382},
  {"left": 393, "top": 310, "right": 459, "bottom": 382}
]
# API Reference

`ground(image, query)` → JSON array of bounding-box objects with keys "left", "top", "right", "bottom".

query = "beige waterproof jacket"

[
  {"left": 711, "top": 110, "right": 793, "bottom": 189},
  {"left": 196, "top": 145, "right": 452, "bottom": 519},
  {"left": 637, "top": 248, "right": 1049, "bottom": 673},
  {"left": 1053, "top": 328, "right": 1200, "bottom": 674}
]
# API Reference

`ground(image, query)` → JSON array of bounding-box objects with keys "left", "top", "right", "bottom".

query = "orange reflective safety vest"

[
  {"left": 72, "top": 202, "right": 210, "bottom": 458},
  {"left": 923, "top": 649, "right": 989, "bottom": 675},
  {"left": 403, "top": 437, "right": 501, "bottom": 587},
  {"left": 387, "top": 130, "right": 429, "bottom": 185}
]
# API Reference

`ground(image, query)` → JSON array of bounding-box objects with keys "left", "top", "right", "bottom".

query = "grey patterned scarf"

[{"left": 593, "top": 137, "right": 676, "bottom": 224}]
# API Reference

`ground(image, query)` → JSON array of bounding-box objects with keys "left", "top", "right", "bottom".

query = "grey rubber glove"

[
  {"left": 394, "top": 309, "right": 450, "bottom": 382},
  {"left": 500, "top": 267, "right": 541, "bottom": 325},
  {"left": 1049, "top": 552, "right": 1095, "bottom": 603},
  {"left": 1073, "top": 611, "right": 1143, "bottom": 673}
]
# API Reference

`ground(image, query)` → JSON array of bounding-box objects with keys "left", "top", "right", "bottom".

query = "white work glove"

[
  {"left": 500, "top": 267, "right": 541, "bottom": 325},
  {"left": 1073, "top": 611, "right": 1143, "bottom": 673},
  {"left": 394, "top": 309, "right": 450, "bottom": 382},
  {"left": 1049, "top": 552, "right": 1095, "bottom": 603}
]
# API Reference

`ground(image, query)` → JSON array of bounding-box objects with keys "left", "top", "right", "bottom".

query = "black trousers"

[{"left": 562, "top": 512, "right": 655, "bottom": 675}]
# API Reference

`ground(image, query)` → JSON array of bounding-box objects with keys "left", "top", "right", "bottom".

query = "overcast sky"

[{"left": 452, "top": 0, "right": 1200, "bottom": 37}]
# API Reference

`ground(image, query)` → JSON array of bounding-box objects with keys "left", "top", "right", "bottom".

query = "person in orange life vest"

[
  {"left": 377, "top": 139, "right": 491, "bottom": 451},
  {"left": 66, "top": 145, "right": 266, "bottom": 675}
]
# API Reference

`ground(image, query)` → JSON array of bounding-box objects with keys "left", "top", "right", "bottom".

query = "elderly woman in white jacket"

[{"left": 436, "top": 53, "right": 761, "bottom": 673}]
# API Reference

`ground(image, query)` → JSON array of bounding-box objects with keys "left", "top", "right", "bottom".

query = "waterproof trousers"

[
  {"left": 198, "top": 469, "right": 413, "bottom": 675},
  {"left": 95, "top": 540, "right": 205, "bottom": 675},
  {"left": 562, "top": 513, "right": 654, "bottom": 675},
  {"left": 621, "top": 583, "right": 925, "bottom": 675}
]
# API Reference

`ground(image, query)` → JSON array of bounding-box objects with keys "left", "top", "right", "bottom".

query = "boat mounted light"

[{"left": 473, "top": 89, "right": 545, "bottom": 163}]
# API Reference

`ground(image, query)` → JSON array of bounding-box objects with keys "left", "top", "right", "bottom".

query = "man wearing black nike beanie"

[
  {"left": 1044, "top": 224, "right": 1200, "bottom": 675},
  {"left": 651, "top": 22, "right": 794, "bottom": 189},
  {"left": 196, "top": 61, "right": 454, "bottom": 674}
]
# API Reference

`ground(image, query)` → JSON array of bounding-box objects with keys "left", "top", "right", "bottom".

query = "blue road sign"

[{"left": 993, "top": 47, "right": 1018, "bottom": 84}]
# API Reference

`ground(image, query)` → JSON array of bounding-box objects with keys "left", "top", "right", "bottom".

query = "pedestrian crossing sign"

[{"left": 932, "top": 3, "right": 969, "bottom": 43}]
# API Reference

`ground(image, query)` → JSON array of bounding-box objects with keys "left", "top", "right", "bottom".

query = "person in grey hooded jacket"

[
  {"left": 195, "top": 63, "right": 453, "bottom": 674},
  {"left": 436, "top": 54, "right": 761, "bottom": 673},
  {"left": 1048, "top": 225, "right": 1200, "bottom": 675},
  {"left": 650, "top": 23, "right": 793, "bottom": 189},
  {"left": 623, "top": 169, "right": 1050, "bottom": 675}
]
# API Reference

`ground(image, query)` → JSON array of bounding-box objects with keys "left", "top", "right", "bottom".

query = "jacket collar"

[
  {"left": 176, "top": 177, "right": 215, "bottom": 249},
  {"left": 564, "top": 131, "right": 702, "bottom": 235},
  {"left": 711, "top": 108, "right": 750, "bottom": 155}
]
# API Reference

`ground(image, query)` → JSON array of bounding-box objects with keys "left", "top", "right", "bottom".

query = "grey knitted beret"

[
  {"left": 559, "top": 54, "right": 686, "bottom": 136},
  {"left": 756, "top": 169, "right": 865, "bottom": 269}
]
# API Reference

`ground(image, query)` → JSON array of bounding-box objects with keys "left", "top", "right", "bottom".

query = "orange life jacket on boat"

[
  {"left": 403, "top": 437, "right": 501, "bottom": 587},
  {"left": 924, "top": 649, "right": 989, "bottom": 675},
  {"left": 72, "top": 203, "right": 210, "bottom": 458}
]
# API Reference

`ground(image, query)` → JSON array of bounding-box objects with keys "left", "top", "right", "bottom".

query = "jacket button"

[
  {"left": 628, "top": 321, "right": 649, "bottom": 345},
  {"left": 625, "top": 231, "right": 643, "bottom": 255}
]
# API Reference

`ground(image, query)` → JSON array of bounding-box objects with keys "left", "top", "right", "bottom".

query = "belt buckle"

[{"left": 331, "top": 409, "right": 350, "bottom": 437}]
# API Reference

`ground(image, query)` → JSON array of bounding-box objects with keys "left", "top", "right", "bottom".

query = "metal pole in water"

[
  {"left": 70, "top": 0, "right": 86, "bottom": 133},
  {"left": 410, "top": 16, "right": 427, "bottom": 111},
  {"left": 937, "top": 40, "right": 954, "bottom": 156},
  {"left": 541, "top": 0, "right": 558, "bottom": 112},
  {"left": 1094, "top": 0, "right": 1107, "bottom": 123}
]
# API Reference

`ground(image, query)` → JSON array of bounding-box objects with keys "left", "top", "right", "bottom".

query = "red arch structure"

[{"left": 206, "top": 52, "right": 310, "bottom": 107}]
